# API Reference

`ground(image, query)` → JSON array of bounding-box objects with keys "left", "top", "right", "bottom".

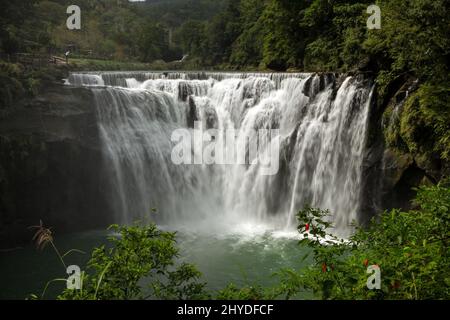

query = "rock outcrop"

[{"left": 0, "top": 83, "right": 113, "bottom": 249}]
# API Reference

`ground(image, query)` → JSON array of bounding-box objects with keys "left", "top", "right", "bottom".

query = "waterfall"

[{"left": 67, "top": 72, "right": 373, "bottom": 236}]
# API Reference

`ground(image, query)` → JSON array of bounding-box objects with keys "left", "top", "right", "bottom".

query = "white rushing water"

[{"left": 67, "top": 71, "right": 374, "bottom": 237}]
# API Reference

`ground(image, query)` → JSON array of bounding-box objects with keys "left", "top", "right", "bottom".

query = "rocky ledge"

[{"left": 0, "top": 83, "right": 114, "bottom": 249}]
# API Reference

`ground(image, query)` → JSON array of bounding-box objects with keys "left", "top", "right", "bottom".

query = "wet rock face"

[
  {"left": 380, "top": 149, "right": 423, "bottom": 210},
  {"left": 378, "top": 147, "right": 441, "bottom": 213},
  {"left": 366, "top": 76, "right": 448, "bottom": 216},
  {"left": 0, "top": 84, "right": 113, "bottom": 248},
  {"left": 358, "top": 74, "right": 448, "bottom": 224}
]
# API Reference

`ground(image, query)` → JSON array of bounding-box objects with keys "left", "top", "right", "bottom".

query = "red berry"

[
  {"left": 363, "top": 259, "right": 369, "bottom": 267},
  {"left": 322, "top": 263, "right": 327, "bottom": 273},
  {"left": 305, "top": 223, "right": 310, "bottom": 231}
]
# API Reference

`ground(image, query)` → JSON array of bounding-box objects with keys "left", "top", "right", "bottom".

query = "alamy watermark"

[
  {"left": 367, "top": 265, "right": 382, "bottom": 290},
  {"left": 66, "top": 265, "right": 82, "bottom": 290},
  {"left": 171, "top": 122, "right": 280, "bottom": 176},
  {"left": 367, "top": 4, "right": 381, "bottom": 30},
  {"left": 66, "top": 5, "right": 81, "bottom": 30}
]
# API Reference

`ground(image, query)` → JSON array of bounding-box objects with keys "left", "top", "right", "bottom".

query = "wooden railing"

[{"left": 0, "top": 53, "right": 67, "bottom": 67}]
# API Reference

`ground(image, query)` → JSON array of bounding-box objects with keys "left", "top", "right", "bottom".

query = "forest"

[{"left": 2, "top": 0, "right": 449, "bottom": 76}]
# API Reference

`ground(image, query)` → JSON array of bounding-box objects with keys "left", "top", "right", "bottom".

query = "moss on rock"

[
  {"left": 400, "top": 83, "right": 450, "bottom": 163},
  {"left": 382, "top": 82, "right": 450, "bottom": 180}
]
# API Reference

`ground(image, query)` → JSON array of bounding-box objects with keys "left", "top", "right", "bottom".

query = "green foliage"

[
  {"left": 0, "top": 0, "right": 225, "bottom": 63},
  {"left": 175, "top": 20, "right": 207, "bottom": 59},
  {"left": 216, "top": 284, "right": 272, "bottom": 300},
  {"left": 400, "top": 83, "right": 450, "bottom": 162},
  {"left": 384, "top": 82, "right": 450, "bottom": 164},
  {"left": 301, "top": 1, "right": 371, "bottom": 71},
  {"left": 203, "top": 0, "right": 242, "bottom": 66},
  {"left": 229, "top": 0, "right": 265, "bottom": 68},
  {"left": 57, "top": 224, "right": 208, "bottom": 300},
  {"left": 170, "top": 0, "right": 450, "bottom": 85},
  {"left": 0, "top": 0, "right": 39, "bottom": 54},
  {"left": 278, "top": 182, "right": 450, "bottom": 300},
  {"left": 304, "top": 36, "right": 340, "bottom": 71},
  {"left": 259, "top": 0, "right": 306, "bottom": 71},
  {"left": 365, "top": 0, "right": 450, "bottom": 83},
  {"left": 152, "top": 263, "right": 209, "bottom": 300},
  {"left": 138, "top": 22, "right": 170, "bottom": 62},
  {"left": 140, "top": 0, "right": 225, "bottom": 28},
  {"left": 0, "top": 62, "right": 25, "bottom": 109},
  {"left": 2, "top": 0, "right": 448, "bottom": 79}
]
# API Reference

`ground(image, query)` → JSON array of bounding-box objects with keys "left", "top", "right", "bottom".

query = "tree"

[
  {"left": 229, "top": 0, "right": 265, "bottom": 68},
  {"left": 364, "top": 0, "right": 450, "bottom": 82},
  {"left": 204, "top": 0, "right": 242, "bottom": 66},
  {"left": 260, "top": 0, "right": 307, "bottom": 70},
  {"left": 0, "top": 0, "right": 40, "bottom": 53},
  {"left": 176, "top": 20, "right": 207, "bottom": 58},
  {"left": 138, "top": 22, "right": 168, "bottom": 62}
]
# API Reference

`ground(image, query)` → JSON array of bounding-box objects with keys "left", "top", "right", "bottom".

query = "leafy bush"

[
  {"left": 216, "top": 284, "right": 273, "bottom": 300},
  {"left": 0, "top": 62, "right": 25, "bottom": 109},
  {"left": 400, "top": 83, "right": 450, "bottom": 162},
  {"left": 57, "top": 224, "right": 209, "bottom": 300},
  {"left": 383, "top": 81, "right": 450, "bottom": 170},
  {"left": 277, "top": 182, "right": 450, "bottom": 300}
]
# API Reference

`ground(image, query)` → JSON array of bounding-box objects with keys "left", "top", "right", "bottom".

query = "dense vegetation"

[
  {"left": 0, "top": 0, "right": 224, "bottom": 62},
  {"left": 37, "top": 182, "right": 449, "bottom": 300},
  {"left": 0, "top": 0, "right": 223, "bottom": 110},
  {"left": 282, "top": 182, "right": 449, "bottom": 300},
  {"left": 175, "top": 0, "right": 449, "bottom": 78},
  {"left": 1, "top": 0, "right": 449, "bottom": 75}
]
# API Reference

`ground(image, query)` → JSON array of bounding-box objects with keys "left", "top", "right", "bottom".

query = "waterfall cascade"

[{"left": 67, "top": 71, "right": 374, "bottom": 236}]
